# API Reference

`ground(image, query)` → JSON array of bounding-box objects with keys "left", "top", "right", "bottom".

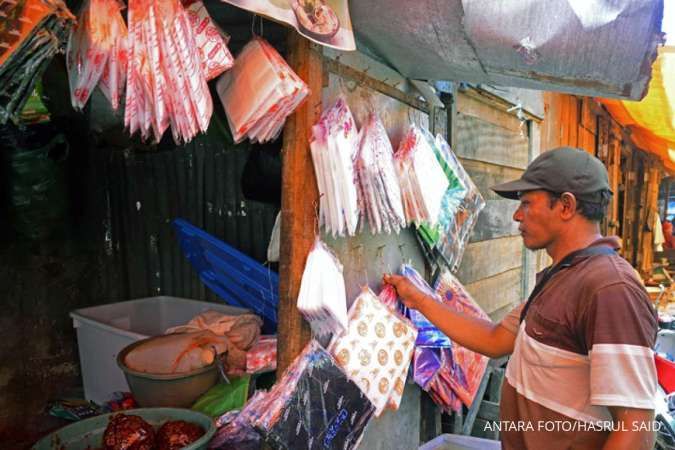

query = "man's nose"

[{"left": 513, "top": 206, "right": 523, "bottom": 222}]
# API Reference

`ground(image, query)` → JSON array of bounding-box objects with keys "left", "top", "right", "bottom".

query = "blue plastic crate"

[{"left": 173, "top": 218, "right": 278, "bottom": 332}]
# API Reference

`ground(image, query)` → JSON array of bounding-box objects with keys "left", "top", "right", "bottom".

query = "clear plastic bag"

[
  {"left": 417, "top": 132, "right": 485, "bottom": 272},
  {"left": 66, "top": 0, "right": 127, "bottom": 111},
  {"left": 216, "top": 37, "right": 308, "bottom": 144},
  {"left": 296, "top": 239, "right": 348, "bottom": 337},
  {"left": 183, "top": 0, "right": 234, "bottom": 80},
  {"left": 398, "top": 264, "right": 452, "bottom": 348},
  {"left": 310, "top": 96, "right": 360, "bottom": 237},
  {"left": 253, "top": 340, "right": 375, "bottom": 450},
  {"left": 394, "top": 124, "right": 449, "bottom": 227}
]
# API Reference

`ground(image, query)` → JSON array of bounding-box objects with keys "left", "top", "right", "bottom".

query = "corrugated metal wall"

[{"left": 106, "top": 124, "right": 279, "bottom": 302}]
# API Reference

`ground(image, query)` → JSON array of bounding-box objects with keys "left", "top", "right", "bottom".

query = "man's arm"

[
  {"left": 602, "top": 406, "right": 655, "bottom": 450},
  {"left": 383, "top": 274, "right": 516, "bottom": 358}
]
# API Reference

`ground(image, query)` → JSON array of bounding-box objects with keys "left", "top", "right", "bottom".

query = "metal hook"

[
  {"left": 352, "top": 244, "right": 368, "bottom": 287},
  {"left": 313, "top": 194, "right": 323, "bottom": 238},
  {"left": 376, "top": 245, "right": 386, "bottom": 278}
]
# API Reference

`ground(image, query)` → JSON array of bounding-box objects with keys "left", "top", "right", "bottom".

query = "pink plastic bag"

[{"left": 67, "top": 0, "right": 127, "bottom": 110}]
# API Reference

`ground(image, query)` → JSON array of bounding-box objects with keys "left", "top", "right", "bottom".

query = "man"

[{"left": 384, "top": 147, "right": 658, "bottom": 450}]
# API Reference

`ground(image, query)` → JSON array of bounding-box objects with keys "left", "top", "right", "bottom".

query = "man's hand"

[
  {"left": 383, "top": 272, "right": 516, "bottom": 358},
  {"left": 382, "top": 273, "right": 428, "bottom": 310}
]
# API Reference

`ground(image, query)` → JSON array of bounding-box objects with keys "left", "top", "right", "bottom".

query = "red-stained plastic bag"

[{"left": 66, "top": 0, "right": 127, "bottom": 110}]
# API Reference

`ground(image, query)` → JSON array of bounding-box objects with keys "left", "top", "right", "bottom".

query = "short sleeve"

[
  {"left": 499, "top": 303, "right": 525, "bottom": 336},
  {"left": 585, "top": 282, "right": 658, "bottom": 409}
]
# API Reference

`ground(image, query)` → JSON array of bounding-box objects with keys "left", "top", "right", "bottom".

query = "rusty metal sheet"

[{"left": 351, "top": 0, "right": 664, "bottom": 100}]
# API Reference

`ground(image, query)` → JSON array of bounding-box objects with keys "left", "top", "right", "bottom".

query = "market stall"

[{"left": 0, "top": 0, "right": 668, "bottom": 449}]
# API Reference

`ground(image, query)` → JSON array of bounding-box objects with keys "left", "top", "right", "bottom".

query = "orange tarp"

[{"left": 600, "top": 46, "right": 675, "bottom": 172}]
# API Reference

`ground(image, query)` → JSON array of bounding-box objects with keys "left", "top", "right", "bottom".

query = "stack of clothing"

[{"left": 0, "top": 0, "right": 75, "bottom": 124}]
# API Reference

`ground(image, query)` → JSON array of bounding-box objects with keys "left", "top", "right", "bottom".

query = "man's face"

[{"left": 513, "top": 190, "right": 561, "bottom": 250}]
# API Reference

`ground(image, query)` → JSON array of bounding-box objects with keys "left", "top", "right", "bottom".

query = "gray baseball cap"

[{"left": 491, "top": 147, "right": 612, "bottom": 201}]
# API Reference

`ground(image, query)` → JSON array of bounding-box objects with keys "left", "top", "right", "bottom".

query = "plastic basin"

[
  {"left": 419, "top": 434, "right": 501, "bottom": 450},
  {"left": 117, "top": 338, "right": 219, "bottom": 408},
  {"left": 31, "top": 408, "right": 215, "bottom": 450}
]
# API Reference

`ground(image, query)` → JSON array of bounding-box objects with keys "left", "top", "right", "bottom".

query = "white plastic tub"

[
  {"left": 419, "top": 434, "right": 501, "bottom": 450},
  {"left": 71, "top": 296, "right": 249, "bottom": 405}
]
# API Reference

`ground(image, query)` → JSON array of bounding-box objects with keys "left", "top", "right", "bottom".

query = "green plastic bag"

[{"left": 191, "top": 376, "right": 251, "bottom": 417}]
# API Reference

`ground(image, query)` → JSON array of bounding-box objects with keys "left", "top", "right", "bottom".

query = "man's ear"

[{"left": 559, "top": 192, "right": 578, "bottom": 220}]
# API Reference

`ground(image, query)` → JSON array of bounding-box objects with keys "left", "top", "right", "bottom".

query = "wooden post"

[{"left": 277, "top": 31, "right": 322, "bottom": 372}]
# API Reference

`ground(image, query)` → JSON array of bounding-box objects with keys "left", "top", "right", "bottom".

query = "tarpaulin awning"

[
  {"left": 599, "top": 46, "right": 675, "bottom": 173},
  {"left": 350, "top": 0, "right": 663, "bottom": 101}
]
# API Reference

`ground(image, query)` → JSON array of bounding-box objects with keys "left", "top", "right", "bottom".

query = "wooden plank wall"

[
  {"left": 540, "top": 92, "right": 666, "bottom": 276},
  {"left": 453, "top": 90, "right": 541, "bottom": 321}
]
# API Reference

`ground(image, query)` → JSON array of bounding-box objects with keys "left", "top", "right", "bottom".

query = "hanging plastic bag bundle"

[
  {"left": 253, "top": 340, "right": 375, "bottom": 450},
  {"left": 183, "top": 0, "right": 234, "bottom": 81},
  {"left": 394, "top": 124, "right": 449, "bottom": 227},
  {"left": 216, "top": 37, "right": 309, "bottom": 144},
  {"left": 328, "top": 287, "right": 417, "bottom": 416},
  {"left": 310, "top": 96, "right": 360, "bottom": 237},
  {"left": 417, "top": 132, "right": 486, "bottom": 272},
  {"left": 125, "top": 0, "right": 213, "bottom": 144},
  {"left": 398, "top": 264, "right": 452, "bottom": 348},
  {"left": 296, "top": 239, "right": 349, "bottom": 337},
  {"left": 433, "top": 269, "right": 489, "bottom": 408},
  {"left": 0, "top": 0, "right": 75, "bottom": 124},
  {"left": 355, "top": 113, "right": 406, "bottom": 234},
  {"left": 67, "top": 0, "right": 128, "bottom": 111}
]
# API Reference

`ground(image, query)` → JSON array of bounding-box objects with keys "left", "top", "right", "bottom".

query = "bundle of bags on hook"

[
  {"left": 309, "top": 95, "right": 485, "bottom": 270},
  {"left": 66, "top": 0, "right": 310, "bottom": 146}
]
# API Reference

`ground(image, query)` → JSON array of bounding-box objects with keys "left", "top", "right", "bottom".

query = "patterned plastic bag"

[
  {"left": 328, "top": 287, "right": 417, "bottom": 416},
  {"left": 355, "top": 113, "right": 406, "bottom": 234},
  {"left": 253, "top": 340, "right": 375, "bottom": 450},
  {"left": 125, "top": 0, "right": 213, "bottom": 143}
]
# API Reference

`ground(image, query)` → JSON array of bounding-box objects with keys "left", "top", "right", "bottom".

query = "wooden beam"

[{"left": 277, "top": 32, "right": 322, "bottom": 372}]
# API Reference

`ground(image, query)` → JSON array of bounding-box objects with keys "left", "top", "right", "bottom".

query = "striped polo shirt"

[{"left": 498, "top": 237, "right": 658, "bottom": 449}]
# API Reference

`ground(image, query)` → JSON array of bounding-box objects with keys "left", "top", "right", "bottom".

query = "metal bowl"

[
  {"left": 117, "top": 337, "right": 219, "bottom": 408},
  {"left": 32, "top": 408, "right": 215, "bottom": 450}
]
